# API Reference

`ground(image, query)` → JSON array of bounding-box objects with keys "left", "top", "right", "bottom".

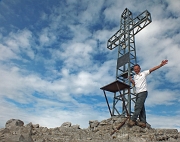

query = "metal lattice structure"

[{"left": 101, "top": 8, "right": 152, "bottom": 117}]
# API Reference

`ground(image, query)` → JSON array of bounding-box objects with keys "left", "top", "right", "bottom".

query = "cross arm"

[
  {"left": 107, "top": 29, "right": 124, "bottom": 50},
  {"left": 107, "top": 10, "right": 152, "bottom": 50},
  {"left": 132, "top": 10, "right": 152, "bottom": 35}
]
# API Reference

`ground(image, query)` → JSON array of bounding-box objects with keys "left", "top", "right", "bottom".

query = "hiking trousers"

[{"left": 131, "top": 91, "right": 148, "bottom": 123}]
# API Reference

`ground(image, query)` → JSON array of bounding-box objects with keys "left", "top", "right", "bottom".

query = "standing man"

[{"left": 128, "top": 60, "right": 168, "bottom": 128}]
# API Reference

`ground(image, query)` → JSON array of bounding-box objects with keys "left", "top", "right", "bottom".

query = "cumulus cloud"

[{"left": 147, "top": 114, "right": 180, "bottom": 131}]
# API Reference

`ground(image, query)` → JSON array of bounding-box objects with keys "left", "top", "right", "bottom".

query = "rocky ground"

[{"left": 0, "top": 116, "right": 179, "bottom": 142}]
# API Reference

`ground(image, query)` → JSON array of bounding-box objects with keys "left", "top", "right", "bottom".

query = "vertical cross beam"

[{"left": 107, "top": 8, "right": 152, "bottom": 116}]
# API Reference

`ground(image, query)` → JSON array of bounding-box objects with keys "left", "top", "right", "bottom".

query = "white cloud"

[
  {"left": 147, "top": 114, "right": 180, "bottom": 131},
  {"left": 0, "top": 44, "right": 19, "bottom": 60},
  {"left": 166, "top": 0, "right": 180, "bottom": 17},
  {"left": 39, "top": 27, "right": 57, "bottom": 47},
  {"left": 146, "top": 87, "right": 178, "bottom": 106},
  {"left": 1, "top": 29, "right": 35, "bottom": 60},
  {"left": 0, "top": 97, "right": 103, "bottom": 128}
]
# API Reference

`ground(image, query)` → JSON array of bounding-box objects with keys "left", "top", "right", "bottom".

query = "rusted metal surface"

[{"left": 100, "top": 80, "right": 130, "bottom": 93}]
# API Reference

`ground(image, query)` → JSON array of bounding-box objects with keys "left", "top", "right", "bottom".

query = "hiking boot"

[
  {"left": 137, "top": 121, "right": 146, "bottom": 128},
  {"left": 128, "top": 120, "right": 136, "bottom": 127}
]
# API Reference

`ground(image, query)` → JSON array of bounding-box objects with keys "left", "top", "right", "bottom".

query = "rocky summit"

[{"left": 0, "top": 116, "right": 179, "bottom": 142}]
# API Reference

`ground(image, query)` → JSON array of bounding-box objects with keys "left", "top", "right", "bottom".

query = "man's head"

[{"left": 133, "top": 64, "right": 141, "bottom": 74}]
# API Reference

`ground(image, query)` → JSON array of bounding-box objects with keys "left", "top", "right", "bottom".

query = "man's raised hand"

[{"left": 161, "top": 60, "right": 168, "bottom": 66}]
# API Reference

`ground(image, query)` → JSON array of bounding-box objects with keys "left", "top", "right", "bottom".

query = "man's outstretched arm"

[{"left": 149, "top": 60, "right": 168, "bottom": 73}]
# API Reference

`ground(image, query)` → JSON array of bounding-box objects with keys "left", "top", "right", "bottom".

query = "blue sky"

[{"left": 0, "top": 0, "right": 180, "bottom": 130}]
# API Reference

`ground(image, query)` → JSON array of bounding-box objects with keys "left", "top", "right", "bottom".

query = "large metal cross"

[{"left": 106, "top": 8, "right": 152, "bottom": 116}]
